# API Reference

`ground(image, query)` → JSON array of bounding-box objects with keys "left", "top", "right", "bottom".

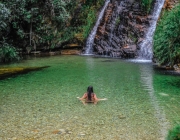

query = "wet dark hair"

[{"left": 87, "top": 86, "right": 93, "bottom": 101}]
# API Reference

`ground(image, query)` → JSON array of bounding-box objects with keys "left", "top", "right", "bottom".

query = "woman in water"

[{"left": 77, "top": 86, "right": 107, "bottom": 105}]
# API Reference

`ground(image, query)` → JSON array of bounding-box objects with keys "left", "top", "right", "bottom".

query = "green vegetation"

[
  {"left": 71, "top": 0, "right": 104, "bottom": 40},
  {"left": 82, "top": 7, "right": 96, "bottom": 39},
  {"left": 154, "top": 4, "right": 180, "bottom": 66},
  {"left": 166, "top": 125, "right": 180, "bottom": 140},
  {"left": 129, "top": 32, "right": 138, "bottom": 43},
  {"left": 0, "top": 66, "right": 49, "bottom": 80},
  {"left": 1, "top": 0, "right": 180, "bottom": 66},
  {"left": 115, "top": 17, "right": 120, "bottom": 26},
  {"left": 0, "top": 3, "right": 10, "bottom": 32},
  {"left": 141, "top": 0, "right": 153, "bottom": 13},
  {"left": 0, "top": 40, "right": 19, "bottom": 63},
  {"left": 0, "top": 0, "right": 74, "bottom": 62},
  {"left": 0, "top": 0, "right": 105, "bottom": 63}
]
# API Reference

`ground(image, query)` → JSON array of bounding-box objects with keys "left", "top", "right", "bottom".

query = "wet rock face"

[{"left": 93, "top": 0, "right": 150, "bottom": 58}]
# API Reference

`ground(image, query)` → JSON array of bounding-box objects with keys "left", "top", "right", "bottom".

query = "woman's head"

[{"left": 87, "top": 86, "right": 93, "bottom": 100}]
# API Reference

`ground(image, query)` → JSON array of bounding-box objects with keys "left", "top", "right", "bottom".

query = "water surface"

[{"left": 0, "top": 55, "right": 180, "bottom": 140}]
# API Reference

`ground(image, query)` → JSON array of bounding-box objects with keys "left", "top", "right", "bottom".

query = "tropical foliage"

[
  {"left": 0, "top": 3, "right": 10, "bottom": 34},
  {"left": 0, "top": 0, "right": 105, "bottom": 63},
  {"left": 71, "top": 0, "right": 104, "bottom": 40},
  {"left": 82, "top": 7, "right": 96, "bottom": 39},
  {"left": 154, "top": 4, "right": 180, "bottom": 66},
  {"left": 0, "top": 41, "right": 19, "bottom": 63},
  {"left": 4, "top": 0, "right": 179, "bottom": 65},
  {"left": 0, "top": 0, "right": 73, "bottom": 62}
]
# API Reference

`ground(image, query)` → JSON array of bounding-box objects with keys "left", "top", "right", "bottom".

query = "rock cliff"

[{"left": 86, "top": 0, "right": 178, "bottom": 58}]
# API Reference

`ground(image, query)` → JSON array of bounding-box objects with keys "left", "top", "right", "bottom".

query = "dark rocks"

[
  {"left": 91, "top": 0, "right": 150, "bottom": 58},
  {"left": 122, "top": 45, "right": 137, "bottom": 58}
]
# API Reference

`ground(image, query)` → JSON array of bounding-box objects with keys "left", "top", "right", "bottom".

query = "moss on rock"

[{"left": 0, "top": 66, "right": 49, "bottom": 80}]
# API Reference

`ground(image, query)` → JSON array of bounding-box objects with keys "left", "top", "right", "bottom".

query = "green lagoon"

[{"left": 0, "top": 55, "right": 180, "bottom": 140}]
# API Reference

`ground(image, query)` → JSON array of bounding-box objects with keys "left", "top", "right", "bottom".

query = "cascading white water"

[
  {"left": 138, "top": 0, "right": 165, "bottom": 60},
  {"left": 84, "top": 0, "right": 110, "bottom": 55}
]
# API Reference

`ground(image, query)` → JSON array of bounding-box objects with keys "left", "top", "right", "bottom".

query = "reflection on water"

[
  {"left": 128, "top": 59, "right": 152, "bottom": 63},
  {"left": 0, "top": 55, "right": 180, "bottom": 140},
  {"left": 140, "top": 65, "right": 169, "bottom": 139},
  {"left": 85, "top": 57, "right": 95, "bottom": 84}
]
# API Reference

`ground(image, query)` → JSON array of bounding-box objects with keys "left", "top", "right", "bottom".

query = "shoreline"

[{"left": 0, "top": 53, "right": 180, "bottom": 80}]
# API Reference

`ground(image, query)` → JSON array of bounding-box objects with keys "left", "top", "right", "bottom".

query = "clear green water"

[{"left": 0, "top": 55, "right": 180, "bottom": 140}]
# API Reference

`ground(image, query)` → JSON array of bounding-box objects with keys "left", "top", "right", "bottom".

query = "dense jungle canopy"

[
  {"left": 0, "top": 0, "right": 180, "bottom": 67},
  {"left": 0, "top": 0, "right": 105, "bottom": 62}
]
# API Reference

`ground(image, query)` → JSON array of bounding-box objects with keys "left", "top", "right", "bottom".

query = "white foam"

[
  {"left": 127, "top": 59, "right": 152, "bottom": 63},
  {"left": 81, "top": 54, "right": 94, "bottom": 56}
]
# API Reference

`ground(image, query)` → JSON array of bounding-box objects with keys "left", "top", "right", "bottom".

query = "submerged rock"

[
  {"left": 78, "top": 132, "right": 86, "bottom": 136},
  {"left": 118, "top": 114, "right": 126, "bottom": 119},
  {"left": 52, "top": 129, "right": 72, "bottom": 135},
  {"left": 0, "top": 66, "right": 50, "bottom": 80}
]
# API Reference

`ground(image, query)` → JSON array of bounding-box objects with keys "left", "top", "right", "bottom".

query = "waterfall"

[
  {"left": 84, "top": 0, "right": 110, "bottom": 55},
  {"left": 138, "top": 0, "right": 165, "bottom": 60}
]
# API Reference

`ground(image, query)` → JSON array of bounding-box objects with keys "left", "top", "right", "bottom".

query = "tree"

[
  {"left": 1, "top": 0, "right": 71, "bottom": 52},
  {"left": 0, "top": 3, "right": 10, "bottom": 37}
]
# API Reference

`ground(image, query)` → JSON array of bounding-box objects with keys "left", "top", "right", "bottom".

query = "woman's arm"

[
  {"left": 77, "top": 93, "right": 87, "bottom": 100},
  {"left": 77, "top": 93, "right": 87, "bottom": 105},
  {"left": 93, "top": 93, "right": 107, "bottom": 105},
  {"left": 94, "top": 93, "right": 107, "bottom": 101}
]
